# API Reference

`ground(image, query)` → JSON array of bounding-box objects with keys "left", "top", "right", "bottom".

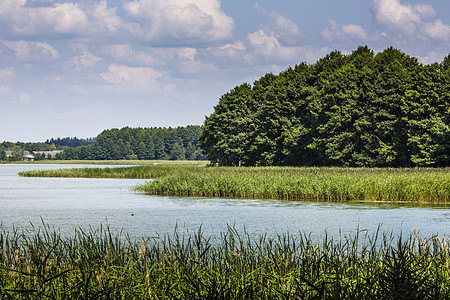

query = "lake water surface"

[{"left": 1, "top": 164, "right": 449, "bottom": 240}]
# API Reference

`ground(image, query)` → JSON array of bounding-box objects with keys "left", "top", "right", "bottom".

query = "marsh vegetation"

[{"left": 20, "top": 166, "right": 450, "bottom": 203}]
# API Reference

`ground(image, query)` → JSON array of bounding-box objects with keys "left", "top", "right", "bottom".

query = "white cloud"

[
  {"left": 88, "top": 1, "right": 123, "bottom": 33},
  {"left": 101, "top": 44, "right": 157, "bottom": 66},
  {"left": 253, "top": 3, "right": 303, "bottom": 45},
  {"left": 123, "top": 0, "right": 235, "bottom": 44},
  {"left": 0, "top": 0, "right": 127, "bottom": 40},
  {"left": 18, "top": 93, "right": 32, "bottom": 103},
  {"left": 71, "top": 52, "right": 102, "bottom": 68},
  {"left": 3, "top": 41, "right": 59, "bottom": 62},
  {"left": 102, "top": 44, "right": 135, "bottom": 60},
  {"left": 246, "top": 29, "right": 327, "bottom": 64},
  {"left": 341, "top": 24, "right": 368, "bottom": 40},
  {"left": 417, "top": 51, "right": 449, "bottom": 65},
  {"left": 321, "top": 20, "right": 368, "bottom": 45},
  {"left": 369, "top": 0, "right": 450, "bottom": 45},
  {"left": 371, "top": 0, "right": 424, "bottom": 34},
  {"left": 422, "top": 20, "right": 450, "bottom": 41},
  {"left": 100, "top": 64, "right": 163, "bottom": 91},
  {"left": 0, "top": 2, "right": 88, "bottom": 36}
]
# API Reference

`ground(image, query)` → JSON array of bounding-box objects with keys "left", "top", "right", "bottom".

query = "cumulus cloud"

[
  {"left": 422, "top": 20, "right": 450, "bottom": 41},
  {"left": 342, "top": 24, "right": 368, "bottom": 40},
  {"left": 0, "top": 1, "right": 88, "bottom": 37},
  {"left": 88, "top": 1, "right": 123, "bottom": 33},
  {"left": 246, "top": 29, "right": 326, "bottom": 64},
  {"left": 371, "top": 0, "right": 427, "bottom": 34},
  {"left": 3, "top": 41, "right": 59, "bottom": 62},
  {"left": 71, "top": 52, "right": 102, "bottom": 69},
  {"left": 322, "top": 20, "right": 368, "bottom": 44},
  {"left": 0, "top": 0, "right": 127, "bottom": 40},
  {"left": 123, "top": 0, "right": 235, "bottom": 44},
  {"left": 101, "top": 44, "right": 157, "bottom": 67},
  {"left": 370, "top": 0, "right": 450, "bottom": 41},
  {"left": 253, "top": 3, "right": 303, "bottom": 45},
  {"left": 100, "top": 64, "right": 163, "bottom": 91}
]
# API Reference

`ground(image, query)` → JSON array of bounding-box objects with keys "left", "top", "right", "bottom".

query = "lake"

[{"left": 1, "top": 164, "right": 449, "bottom": 240}]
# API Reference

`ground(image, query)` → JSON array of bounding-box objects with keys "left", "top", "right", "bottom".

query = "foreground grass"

[
  {"left": 20, "top": 166, "right": 450, "bottom": 203},
  {"left": 1, "top": 225, "right": 449, "bottom": 299}
]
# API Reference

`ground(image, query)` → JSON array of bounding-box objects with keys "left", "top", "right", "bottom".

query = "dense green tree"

[
  {"left": 0, "top": 149, "right": 6, "bottom": 161},
  {"left": 200, "top": 83, "right": 257, "bottom": 166},
  {"left": 170, "top": 142, "right": 186, "bottom": 160},
  {"left": 200, "top": 46, "right": 449, "bottom": 167},
  {"left": 53, "top": 126, "right": 205, "bottom": 161},
  {"left": 10, "top": 145, "right": 24, "bottom": 161}
]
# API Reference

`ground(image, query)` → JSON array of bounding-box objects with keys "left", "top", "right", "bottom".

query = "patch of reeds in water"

[
  {"left": 1, "top": 224, "right": 449, "bottom": 299},
  {"left": 20, "top": 166, "right": 450, "bottom": 203},
  {"left": 18, "top": 166, "right": 177, "bottom": 179},
  {"left": 134, "top": 167, "right": 450, "bottom": 203}
]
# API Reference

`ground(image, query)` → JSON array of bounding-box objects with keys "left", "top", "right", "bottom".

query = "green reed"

[
  {"left": 134, "top": 167, "right": 449, "bottom": 203},
  {"left": 18, "top": 166, "right": 179, "bottom": 179},
  {"left": 20, "top": 166, "right": 449, "bottom": 203},
  {"left": 1, "top": 224, "right": 450, "bottom": 299}
]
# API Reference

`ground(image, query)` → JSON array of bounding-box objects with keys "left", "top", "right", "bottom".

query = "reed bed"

[
  {"left": 18, "top": 166, "right": 178, "bottom": 179},
  {"left": 20, "top": 166, "right": 450, "bottom": 203},
  {"left": 134, "top": 167, "right": 450, "bottom": 203},
  {"left": 1, "top": 224, "right": 449, "bottom": 299}
]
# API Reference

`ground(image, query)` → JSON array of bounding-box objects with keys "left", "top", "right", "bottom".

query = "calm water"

[{"left": 1, "top": 164, "right": 449, "bottom": 240}]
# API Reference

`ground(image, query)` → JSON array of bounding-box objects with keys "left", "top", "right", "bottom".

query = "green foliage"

[
  {"left": 61, "top": 126, "right": 207, "bottom": 161},
  {"left": 0, "top": 151, "right": 6, "bottom": 161},
  {"left": 200, "top": 46, "right": 450, "bottom": 167},
  {"left": 45, "top": 137, "right": 95, "bottom": 147}
]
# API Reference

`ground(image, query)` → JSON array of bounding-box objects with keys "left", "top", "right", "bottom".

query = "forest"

[
  {"left": 199, "top": 46, "right": 450, "bottom": 167},
  {"left": 0, "top": 126, "right": 207, "bottom": 161}
]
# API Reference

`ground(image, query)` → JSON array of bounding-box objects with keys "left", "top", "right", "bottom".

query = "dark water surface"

[{"left": 1, "top": 164, "right": 449, "bottom": 240}]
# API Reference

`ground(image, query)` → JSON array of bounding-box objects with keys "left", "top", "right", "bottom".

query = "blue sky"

[{"left": 1, "top": 0, "right": 449, "bottom": 142}]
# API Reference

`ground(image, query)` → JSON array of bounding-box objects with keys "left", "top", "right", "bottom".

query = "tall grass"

[
  {"left": 134, "top": 167, "right": 450, "bottom": 203},
  {"left": 18, "top": 166, "right": 178, "bottom": 179},
  {"left": 20, "top": 166, "right": 450, "bottom": 203},
  {"left": 1, "top": 224, "right": 449, "bottom": 299}
]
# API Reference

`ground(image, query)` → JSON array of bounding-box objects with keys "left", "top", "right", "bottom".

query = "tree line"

[
  {"left": 199, "top": 46, "right": 449, "bottom": 167},
  {"left": 1, "top": 126, "right": 207, "bottom": 161},
  {"left": 45, "top": 137, "right": 95, "bottom": 148},
  {"left": 61, "top": 126, "right": 206, "bottom": 160}
]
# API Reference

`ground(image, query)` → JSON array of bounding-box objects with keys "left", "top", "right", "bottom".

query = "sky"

[{"left": 1, "top": 0, "right": 449, "bottom": 142}]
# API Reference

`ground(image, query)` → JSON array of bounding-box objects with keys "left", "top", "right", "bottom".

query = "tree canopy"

[{"left": 199, "top": 46, "right": 450, "bottom": 167}]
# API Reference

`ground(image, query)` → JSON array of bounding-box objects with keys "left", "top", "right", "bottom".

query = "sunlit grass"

[{"left": 1, "top": 224, "right": 449, "bottom": 299}]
